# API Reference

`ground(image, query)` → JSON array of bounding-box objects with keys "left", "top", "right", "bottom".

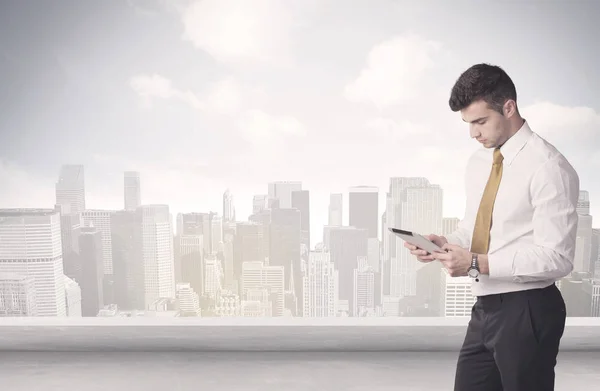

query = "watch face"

[{"left": 468, "top": 268, "right": 479, "bottom": 278}]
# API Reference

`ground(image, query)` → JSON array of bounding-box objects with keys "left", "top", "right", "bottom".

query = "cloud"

[
  {"left": 521, "top": 101, "right": 600, "bottom": 170},
  {"left": 237, "top": 109, "right": 307, "bottom": 147},
  {"left": 522, "top": 101, "right": 600, "bottom": 142},
  {"left": 206, "top": 77, "right": 244, "bottom": 115},
  {"left": 179, "top": 0, "right": 293, "bottom": 64},
  {"left": 129, "top": 73, "right": 249, "bottom": 115},
  {"left": 130, "top": 73, "right": 202, "bottom": 110},
  {"left": 130, "top": 74, "right": 176, "bottom": 100},
  {"left": 365, "top": 118, "right": 435, "bottom": 143},
  {"left": 344, "top": 33, "right": 442, "bottom": 109}
]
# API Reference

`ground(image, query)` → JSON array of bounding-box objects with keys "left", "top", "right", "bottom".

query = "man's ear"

[{"left": 503, "top": 100, "right": 517, "bottom": 118}]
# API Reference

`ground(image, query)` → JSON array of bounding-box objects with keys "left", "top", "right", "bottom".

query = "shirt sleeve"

[{"left": 488, "top": 156, "right": 579, "bottom": 282}]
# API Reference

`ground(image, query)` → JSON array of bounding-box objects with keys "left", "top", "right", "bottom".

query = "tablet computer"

[{"left": 388, "top": 227, "right": 444, "bottom": 254}]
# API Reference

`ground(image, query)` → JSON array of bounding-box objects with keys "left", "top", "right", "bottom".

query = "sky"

[{"left": 1, "top": 0, "right": 599, "bottom": 245}]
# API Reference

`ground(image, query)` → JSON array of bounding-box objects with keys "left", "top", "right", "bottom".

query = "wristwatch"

[{"left": 468, "top": 253, "right": 480, "bottom": 282}]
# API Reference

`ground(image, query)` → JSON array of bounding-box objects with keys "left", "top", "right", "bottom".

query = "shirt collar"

[{"left": 498, "top": 119, "right": 533, "bottom": 166}]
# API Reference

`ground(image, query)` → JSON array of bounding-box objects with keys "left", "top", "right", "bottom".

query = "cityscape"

[
  {"left": 2, "top": 1, "right": 600, "bottom": 390},
  {"left": 0, "top": 165, "right": 598, "bottom": 319}
]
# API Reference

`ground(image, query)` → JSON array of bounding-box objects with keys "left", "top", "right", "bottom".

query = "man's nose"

[{"left": 469, "top": 124, "right": 480, "bottom": 138}]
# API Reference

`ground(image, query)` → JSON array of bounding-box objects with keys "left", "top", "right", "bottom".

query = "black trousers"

[{"left": 453, "top": 283, "right": 566, "bottom": 391}]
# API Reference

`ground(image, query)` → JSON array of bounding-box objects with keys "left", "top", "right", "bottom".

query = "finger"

[
  {"left": 433, "top": 251, "right": 449, "bottom": 260},
  {"left": 404, "top": 242, "right": 417, "bottom": 250},
  {"left": 411, "top": 249, "right": 428, "bottom": 257},
  {"left": 417, "top": 255, "right": 435, "bottom": 262}
]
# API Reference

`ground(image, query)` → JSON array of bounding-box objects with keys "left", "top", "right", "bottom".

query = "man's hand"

[
  {"left": 433, "top": 243, "right": 472, "bottom": 277},
  {"left": 404, "top": 234, "right": 447, "bottom": 263}
]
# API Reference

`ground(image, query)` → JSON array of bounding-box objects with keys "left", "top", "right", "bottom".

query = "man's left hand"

[{"left": 433, "top": 244, "right": 472, "bottom": 277}]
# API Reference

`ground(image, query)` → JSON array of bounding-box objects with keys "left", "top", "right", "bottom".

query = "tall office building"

[
  {"left": 177, "top": 212, "right": 219, "bottom": 255},
  {"left": 252, "top": 195, "right": 268, "bottom": 214},
  {"left": 111, "top": 210, "right": 143, "bottom": 310},
  {"left": 64, "top": 275, "right": 82, "bottom": 317},
  {"left": 79, "top": 226, "right": 105, "bottom": 316},
  {"left": 233, "top": 222, "right": 267, "bottom": 285},
  {"left": 55, "top": 165, "right": 86, "bottom": 216},
  {"left": 328, "top": 226, "right": 369, "bottom": 315},
  {"left": 574, "top": 190, "right": 593, "bottom": 274},
  {"left": 223, "top": 189, "right": 235, "bottom": 222},
  {"left": 268, "top": 181, "right": 302, "bottom": 209},
  {"left": 139, "top": 205, "right": 176, "bottom": 308},
  {"left": 124, "top": 171, "right": 141, "bottom": 211},
  {"left": 353, "top": 257, "right": 375, "bottom": 317},
  {"left": 349, "top": 186, "right": 378, "bottom": 239},
  {"left": 81, "top": 210, "right": 114, "bottom": 276},
  {"left": 302, "top": 250, "right": 338, "bottom": 317},
  {"left": 291, "top": 190, "right": 310, "bottom": 252},
  {"left": 385, "top": 178, "right": 443, "bottom": 298},
  {"left": 592, "top": 229, "right": 600, "bottom": 278},
  {"left": 328, "top": 193, "right": 343, "bottom": 226},
  {"left": 204, "top": 255, "right": 223, "bottom": 299},
  {"left": 179, "top": 235, "right": 204, "bottom": 298},
  {"left": 209, "top": 215, "right": 223, "bottom": 255},
  {"left": 0, "top": 209, "right": 66, "bottom": 316},
  {"left": 269, "top": 208, "right": 302, "bottom": 308},
  {"left": 55, "top": 204, "right": 82, "bottom": 282}
]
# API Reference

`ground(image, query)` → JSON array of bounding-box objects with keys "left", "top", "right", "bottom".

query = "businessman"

[{"left": 405, "top": 63, "right": 579, "bottom": 390}]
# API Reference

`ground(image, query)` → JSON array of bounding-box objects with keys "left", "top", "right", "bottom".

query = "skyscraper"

[
  {"left": 575, "top": 190, "right": 593, "bottom": 274},
  {"left": 292, "top": 190, "right": 310, "bottom": 252},
  {"left": 328, "top": 193, "right": 343, "bottom": 226},
  {"left": 111, "top": 210, "right": 142, "bottom": 310},
  {"left": 0, "top": 209, "right": 66, "bottom": 316},
  {"left": 81, "top": 210, "right": 114, "bottom": 276},
  {"left": 139, "top": 205, "right": 176, "bottom": 308},
  {"left": 328, "top": 226, "right": 369, "bottom": 315},
  {"left": 124, "top": 171, "right": 141, "bottom": 211},
  {"left": 385, "top": 178, "right": 443, "bottom": 298},
  {"left": 269, "top": 208, "right": 302, "bottom": 308},
  {"left": 302, "top": 250, "right": 338, "bottom": 317},
  {"left": 79, "top": 226, "right": 104, "bottom": 316},
  {"left": 223, "top": 189, "right": 235, "bottom": 222},
  {"left": 55, "top": 164, "right": 85, "bottom": 215},
  {"left": 349, "top": 186, "right": 378, "bottom": 239},
  {"left": 268, "top": 181, "right": 302, "bottom": 209}
]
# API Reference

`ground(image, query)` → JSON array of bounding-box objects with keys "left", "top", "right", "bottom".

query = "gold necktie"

[{"left": 470, "top": 148, "right": 503, "bottom": 254}]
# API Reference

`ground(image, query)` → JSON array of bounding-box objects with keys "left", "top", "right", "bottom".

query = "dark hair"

[{"left": 449, "top": 63, "right": 517, "bottom": 114}]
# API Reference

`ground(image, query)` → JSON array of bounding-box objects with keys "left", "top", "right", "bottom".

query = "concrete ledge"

[{"left": 1, "top": 317, "right": 599, "bottom": 352}]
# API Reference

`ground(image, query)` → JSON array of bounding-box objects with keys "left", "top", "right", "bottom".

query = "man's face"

[{"left": 461, "top": 100, "right": 509, "bottom": 149}]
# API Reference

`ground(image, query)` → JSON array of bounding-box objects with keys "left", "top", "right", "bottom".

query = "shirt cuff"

[{"left": 487, "top": 249, "right": 516, "bottom": 280}]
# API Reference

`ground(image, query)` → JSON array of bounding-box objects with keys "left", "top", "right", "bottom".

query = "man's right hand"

[{"left": 403, "top": 234, "right": 448, "bottom": 263}]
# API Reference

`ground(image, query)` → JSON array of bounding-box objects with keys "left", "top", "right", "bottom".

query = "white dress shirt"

[{"left": 445, "top": 120, "right": 580, "bottom": 296}]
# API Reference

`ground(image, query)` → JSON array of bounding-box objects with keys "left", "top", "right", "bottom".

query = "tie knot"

[{"left": 493, "top": 148, "right": 504, "bottom": 165}]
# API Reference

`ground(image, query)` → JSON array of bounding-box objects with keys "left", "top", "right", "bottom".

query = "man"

[{"left": 405, "top": 63, "right": 579, "bottom": 390}]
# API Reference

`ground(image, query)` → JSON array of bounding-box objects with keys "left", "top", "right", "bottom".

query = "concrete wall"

[{"left": 2, "top": 317, "right": 599, "bottom": 351}]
